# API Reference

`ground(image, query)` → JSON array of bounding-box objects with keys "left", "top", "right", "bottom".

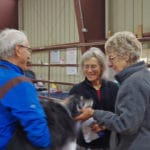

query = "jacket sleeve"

[
  {"left": 4, "top": 81, "right": 52, "bottom": 148},
  {"left": 93, "top": 80, "right": 146, "bottom": 135}
]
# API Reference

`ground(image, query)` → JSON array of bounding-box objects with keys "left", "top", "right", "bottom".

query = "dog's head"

[{"left": 65, "top": 95, "right": 93, "bottom": 118}]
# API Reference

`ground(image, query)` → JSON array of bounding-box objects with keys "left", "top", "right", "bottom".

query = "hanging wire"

[{"left": 78, "top": 0, "right": 87, "bottom": 32}]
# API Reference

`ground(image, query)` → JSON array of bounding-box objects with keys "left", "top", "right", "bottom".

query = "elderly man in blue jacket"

[{"left": 0, "top": 28, "right": 52, "bottom": 150}]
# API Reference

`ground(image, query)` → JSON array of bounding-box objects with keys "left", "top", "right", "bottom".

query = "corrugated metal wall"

[
  {"left": 18, "top": 0, "right": 82, "bottom": 91},
  {"left": 106, "top": 0, "right": 150, "bottom": 34},
  {"left": 18, "top": 0, "right": 150, "bottom": 91},
  {"left": 18, "top": 0, "right": 79, "bottom": 47}
]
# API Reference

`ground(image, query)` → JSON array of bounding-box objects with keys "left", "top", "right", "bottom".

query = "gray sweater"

[{"left": 93, "top": 61, "right": 150, "bottom": 150}]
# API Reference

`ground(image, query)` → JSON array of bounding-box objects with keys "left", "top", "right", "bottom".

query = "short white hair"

[
  {"left": 0, "top": 28, "right": 28, "bottom": 59},
  {"left": 105, "top": 31, "right": 142, "bottom": 64}
]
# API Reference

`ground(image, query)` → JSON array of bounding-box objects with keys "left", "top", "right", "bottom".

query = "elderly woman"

[
  {"left": 69, "top": 47, "right": 119, "bottom": 150},
  {"left": 75, "top": 31, "right": 150, "bottom": 150}
]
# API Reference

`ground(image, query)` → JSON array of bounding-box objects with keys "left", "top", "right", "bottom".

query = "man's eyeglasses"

[{"left": 19, "top": 45, "right": 32, "bottom": 53}]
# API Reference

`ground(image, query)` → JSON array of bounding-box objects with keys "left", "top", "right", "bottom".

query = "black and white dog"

[{"left": 6, "top": 96, "right": 93, "bottom": 150}]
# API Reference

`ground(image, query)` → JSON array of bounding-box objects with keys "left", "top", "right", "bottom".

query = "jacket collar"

[
  {"left": 84, "top": 77, "right": 105, "bottom": 89},
  {"left": 115, "top": 61, "right": 146, "bottom": 84},
  {"left": 0, "top": 60, "right": 24, "bottom": 75}
]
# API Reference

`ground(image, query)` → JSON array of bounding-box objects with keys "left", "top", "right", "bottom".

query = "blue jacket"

[{"left": 0, "top": 60, "right": 52, "bottom": 150}]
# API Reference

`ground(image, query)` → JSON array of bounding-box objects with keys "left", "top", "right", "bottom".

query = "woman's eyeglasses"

[
  {"left": 83, "top": 64, "right": 99, "bottom": 70},
  {"left": 108, "top": 55, "right": 119, "bottom": 63}
]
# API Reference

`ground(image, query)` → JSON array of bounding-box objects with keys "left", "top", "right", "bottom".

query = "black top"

[{"left": 69, "top": 78, "right": 119, "bottom": 149}]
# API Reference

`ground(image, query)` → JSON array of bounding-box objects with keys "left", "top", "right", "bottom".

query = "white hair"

[
  {"left": 81, "top": 47, "right": 109, "bottom": 79},
  {"left": 105, "top": 31, "right": 142, "bottom": 64},
  {"left": 0, "top": 28, "right": 28, "bottom": 59}
]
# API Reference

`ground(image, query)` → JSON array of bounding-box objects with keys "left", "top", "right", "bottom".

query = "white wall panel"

[
  {"left": 18, "top": 0, "right": 79, "bottom": 47},
  {"left": 106, "top": 0, "right": 150, "bottom": 35},
  {"left": 133, "top": 0, "right": 143, "bottom": 33},
  {"left": 143, "top": 0, "right": 150, "bottom": 33},
  {"left": 125, "top": 0, "right": 134, "bottom": 31}
]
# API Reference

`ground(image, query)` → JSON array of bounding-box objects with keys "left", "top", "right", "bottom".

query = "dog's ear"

[
  {"left": 61, "top": 95, "right": 75, "bottom": 105},
  {"left": 66, "top": 95, "right": 80, "bottom": 117}
]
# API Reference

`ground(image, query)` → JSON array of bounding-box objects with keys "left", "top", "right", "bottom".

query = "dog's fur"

[{"left": 6, "top": 96, "right": 93, "bottom": 150}]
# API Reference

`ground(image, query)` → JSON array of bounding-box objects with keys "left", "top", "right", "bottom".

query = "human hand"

[
  {"left": 74, "top": 107, "right": 94, "bottom": 121},
  {"left": 91, "top": 123, "right": 106, "bottom": 133}
]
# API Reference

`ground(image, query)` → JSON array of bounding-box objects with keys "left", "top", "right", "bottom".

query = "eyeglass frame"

[
  {"left": 108, "top": 55, "right": 118, "bottom": 62},
  {"left": 18, "top": 44, "right": 32, "bottom": 53},
  {"left": 82, "top": 64, "right": 100, "bottom": 70}
]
